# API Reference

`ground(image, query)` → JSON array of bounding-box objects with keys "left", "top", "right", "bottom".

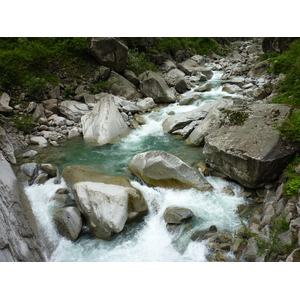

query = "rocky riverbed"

[{"left": 1, "top": 37, "right": 300, "bottom": 262}]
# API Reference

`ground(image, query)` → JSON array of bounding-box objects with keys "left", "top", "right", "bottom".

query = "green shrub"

[
  {"left": 283, "top": 155, "right": 300, "bottom": 196},
  {"left": 24, "top": 77, "right": 47, "bottom": 101},
  {"left": 11, "top": 114, "right": 37, "bottom": 133},
  {"left": 127, "top": 49, "right": 158, "bottom": 76},
  {"left": 89, "top": 80, "right": 109, "bottom": 94},
  {"left": 276, "top": 110, "right": 300, "bottom": 142}
]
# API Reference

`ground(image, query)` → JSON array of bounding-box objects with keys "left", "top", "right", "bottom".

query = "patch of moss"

[{"left": 223, "top": 110, "right": 249, "bottom": 126}]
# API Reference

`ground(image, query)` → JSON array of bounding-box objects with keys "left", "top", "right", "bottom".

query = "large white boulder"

[
  {"left": 59, "top": 100, "right": 90, "bottom": 122},
  {"left": 81, "top": 94, "right": 130, "bottom": 145}
]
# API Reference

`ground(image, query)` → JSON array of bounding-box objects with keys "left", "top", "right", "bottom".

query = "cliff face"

[
  {"left": 0, "top": 152, "right": 46, "bottom": 262},
  {"left": 262, "top": 37, "right": 299, "bottom": 54}
]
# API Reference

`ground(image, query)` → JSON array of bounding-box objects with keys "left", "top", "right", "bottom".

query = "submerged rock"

[
  {"left": 128, "top": 150, "right": 213, "bottom": 192},
  {"left": 164, "top": 206, "right": 194, "bottom": 224}
]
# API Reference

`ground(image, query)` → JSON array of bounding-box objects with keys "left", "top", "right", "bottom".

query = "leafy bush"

[
  {"left": 10, "top": 114, "right": 37, "bottom": 133},
  {"left": 24, "top": 77, "right": 47, "bottom": 101},
  {"left": 276, "top": 110, "right": 300, "bottom": 142},
  {"left": 89, "top": 80, "right": 109, "bottom": 94},
  {"left": 127, "top": 49, "right": 158, "bottom": 76},
  {"left": 283, "top": 155, "right": 300, "bottom": 196}
]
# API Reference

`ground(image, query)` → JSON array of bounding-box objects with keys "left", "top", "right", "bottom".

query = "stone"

[
  {"left": 203, "top": 104, "right": 296, "bottom": 188},
  {"left": 81, "top": 94, "right": 130, "bottom": 145},
  {"left": 52, "top": 116, "right": 67, "bottom": 126},
  {"left": 175, "top": 78, "right": 190, "bottom": 93},
  {"left": 222, "top": 83, "right": 243, "bottom": 94},
  {"left": 68, "top": 127, "right": 81, "bottom": 139},
  {"left": 62, "top": 165, "right": 148, "bottom": 228},
  {"left": 32, "top": 104, "right": 46, "bottom": 121},
  {"left": 179, "top": 94, "right": 201, "bottom": 106},
  {"left": 136, "top": 97, "right": 156, "bottom": 112},
  {"left": 163, "top": 206, "right": 194, "bottom": 224},
  {"left": 0, "top": 126, "right": 16, "bottom": 163},
  {"left": 30, "top": 136, "right": 48, "bottom": 148},
  {"left": 124, "top": 69, "right": 140, "bottom": 86},
  {"left": 22, "top": 150, "right": 38, "bottom": 158},
  {"left": 178, "top": 59, "right": 213, "bottom": 79},
  {"left": 165, "top": 68, "right": 186, "bottom": 86},
  {"left": 87, "top": 37, "right": 128, "bottom": 73},
  {"left": 286, "top": 248, "right": 300, "bottom": 262},
  {"left": 19, "top": 163, "right": 38, "bottom": 185},
  {"left": 53, "top": 207, "right": 82, "bottom": 241},
  {"left": 0, "top": 92, "right": 13, "bottom": 113},
  {"left": 190, "top": 225, "right": 218, "bottom": 241},
  {"left": 0, "top": 152, "right": 46, "bottom": 261},
  {"left": 40, "top": 163, "right": 57, "bottom": 177},
  {"left": 59, "top": 100, "right": 90, "bottom": 122},
  {"left": 248, "top": 60, "right": 270, "bottom": 78},
  {"left": 162, "top": 102, "right": 216, "bottom": 133},
  {"left": 107, "top": 71, "right": 141, "bottom": 100},
  {"left": 94, "top": 66, "right": 111, "bottom": 82},
  {"left": 42, "top": 99, "right": 58, "bottom": 114},
  {"left": 128, "top": 150, "right": 213, "bottom": 192},
  {"left": 139, "top": 71, "right": 176, "bottom": 103},
  {"left": 190, "top": 55, "right": 206, "bottom": 66},
  {"left": 194, "top": 83, "right": 213, "bottom": 92}
]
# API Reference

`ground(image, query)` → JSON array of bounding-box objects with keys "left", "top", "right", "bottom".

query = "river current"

[{"left": 24, "top": 71, "right": 246, "bottom": 262}]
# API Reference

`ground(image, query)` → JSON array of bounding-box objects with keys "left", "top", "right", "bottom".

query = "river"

[{"left": 24, "top": 70, "right": 246, "bottom": 262}]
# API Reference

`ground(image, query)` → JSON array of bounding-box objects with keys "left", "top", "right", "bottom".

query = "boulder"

[
  {"left": 136, "top": 97, "right": 156, "bottom": 112},
  {"left": 165, "top": 68, "right": 186, "bottom": 86},
  {"left": 175, "top": 78, "right": 190, "bottom": 93},
  {"left": 87, "top": 37, "right": 128, "bottom": 73},
  {"left": 22, "top": 150, "right": 38, "bottom": 158},
  {"left": 107, "top": 71, "right": 141, "bottom": 100},
  {"left": 0, "top": 126, "right": 16, "bottom": 163},
  {"left": 248, "top": 60, "right": 270, "bottom": 78},
  {"left": 0, "top": 92, "right": 13, "bottom": 113},
  {"left": 194, "top": 83, "right": 213, "bottom": 92},
  {"left": 128, "top": 150, "right": 213, "bottom": 192},
  {"left": 40, "top": 163, "right": 57, "bottom": 177},
  {"left": 163, "top": 101, "right": 217, "bottom": 134},
  {"left": 62, "top": 165, "right": 148, "bottom": 240},
  {"left": 203, "top": 104, "right": 296, "bottom": 188},
  {"left": 94, "top": 66, "right": 111, "bottom": 82},
  {"left": 19, "top": 163, "right": 38, "bottom": 185},
  {"left": 68, "top": 127, "right": 81, "bottom": 139},
  {"left": 190, "top": 55, "right": 206, "bottom": 66},
  {"left": 30, "top": 136, "right": 48, "bottom": 148},
  {"left": 42, "top": 99, "right": 58, "bottom": 114},
  {"left": 139, "top": 71, "right": 176, "bottom": 103},
  {"left": 178, "top": 59, "right": 213, "bottom": 79},
  {"left": 164, "top": 206, "right": 194, "bottom": 224},
  {"left": 0, "top": 152, "right": 46, "bottom": 261},
  {"left": 222, "top": 83, "right": 243, "bottom": 94},
  {"left": 31, "top": 104, "right": 46, "bottom": 121},
  {"left": 53, "top": 207, "right": 82, "bottom": 241},
  {"left": 187, "top": 99, "right": 233, "bottom": 146},
  {"left": 81, "top": 94, "right": 130, "bottom": 145},
  {"left": 59, "top": 100, "right": 90, "bottom": 122},
  {"left": 124, "top": 69, "right": 140, "bottom": 86}
]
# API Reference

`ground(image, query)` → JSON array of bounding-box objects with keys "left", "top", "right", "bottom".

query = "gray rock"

[
  {"left": 32, "top": 104, "right": 46, "bottom": 121},
  {"left": 87, "top": 37, "right": 128, "bottom": 73},
  {"left": 203, "top": 104, "right": 295, "bottom": 188},
  {"left": 68, "top": 127, "right": 81, "bottom": 139},
  {"left": 81, "top": 94, "right": 130, "bottom": 145},
  {"left": 194, "top": 83, "right": 213, "bottom": 92},
  {"left": 0, "top": 127, "right": 16, "bottom": 163},
  {"left": 52, "top": 116, "right": 67, "bottom": 126},
  {"left": 30, "top": 136, "right": 48, "bottom": 148},
  {"left": 136, "top": 97, "right": 156, "bottom": 112},
  {"left": 139, "top": 71, "right": 176, "bottom": 103},
  {"left": 190, "top": 55, "right": 206, "bottom": 66},
  {"left": 286, "top": 248, "right": 300, "bottom": 262},
  {"left": 42, "top": 99, "right": 58, "bottom": 114},
  {"left": 40, "top": 163, "right": 57, "bottom": 177},
  {"left": 124, "top": 69, "right": 140, "bottom": 86},
  {"left": 128, "top": 150, "right": 213, "bottom": 192},
  {"left": 222, "top": 83, "right": 243, "bottom": 94},
  {"left": 53, "top": 207, "right": 82, "bottom": 241},
  {"left": 59, "top": 100, "right": 90, "bottom": 122},
  {"left": 19, "top": 163, "right": 38, "bottom": 185},
  {"left": 175, "top": 78, "right": 190, "bottom": 93},
  {"left": 0, "top": 92, "right": 13, "bottom": 113},
  {"left": 107, "top": 71, "right": 141, "bottom": 100},
  {"left": 22, "top": 150, "right": 38, "bottom": 158},
  {"left": 0, "top": 152, "right": 46, "bottom": 261},
  {"left": 248, "top": 60, "right": 270, "bottom": 78},
  {"left": 164, "top": 206, "right": 194, "bottom": 224}
]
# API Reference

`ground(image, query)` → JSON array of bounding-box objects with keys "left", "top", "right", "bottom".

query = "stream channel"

[{"left": 24, "top": 70, "right": 247, "bottom": 262}]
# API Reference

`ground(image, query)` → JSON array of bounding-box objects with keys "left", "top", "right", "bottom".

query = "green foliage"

[
  {"left": 10, "top": 114, "right": 37, "bottom": 133},
  {"left": 24, "top": 77, "right": 47, "bottom": 101},
  {"left": 64, "top": 86, "right": 75, "bottom": 98},
  {"left": 239, "top": 213, "right": 292, "bottom": 260},
  {"left": 271, "top": 39, "right": 300, "bottom": 107},
  {"left": 283, "top": 155, "right": 300, "bottom": 196},
  {"left": 127, "top": 49, "right": 158, "bottom": 76},
  {"left": 89, "top": 80, "right": 109, "bottom": 94},
  {"left": 156, "top": 37, "right": 227, "bottom": 56},
  {"left": 0, "top": 37, "right": 89, "bottom": 90},
  {"left": 276, "top": 109, "right": 300, "bottom": 142}
]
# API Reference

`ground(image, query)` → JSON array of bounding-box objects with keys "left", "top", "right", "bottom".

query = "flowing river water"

[{"left": 24, "top": 71, "right": 247, "bottom": 262}]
